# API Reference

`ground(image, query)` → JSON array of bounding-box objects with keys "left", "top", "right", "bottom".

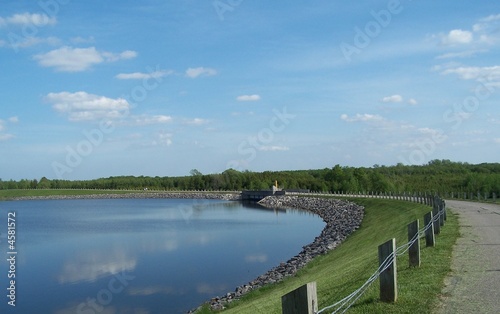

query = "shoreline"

[
  {"left": 7, "top": 191, "right": 242, "bottom": 201},
  {"left": 196, "top": 195, "right": 364, "bottom": 312}
]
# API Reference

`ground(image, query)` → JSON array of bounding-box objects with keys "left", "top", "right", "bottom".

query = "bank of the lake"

[
  {"left": 195, "top": 196, "right": 364, "bottom": 312},
  {"left": 198, "top": 197, "right": 459, "bottom": 314},
  {"left": 5, "top": 190, "right": 241, "bottom": 201}
]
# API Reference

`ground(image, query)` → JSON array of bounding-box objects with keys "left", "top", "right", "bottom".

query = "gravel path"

[{"left": 435, "top": 200, "right": 500, "bottom": 314}]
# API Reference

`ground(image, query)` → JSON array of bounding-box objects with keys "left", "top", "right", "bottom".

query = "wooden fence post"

[
  {"left": 442, "top": 199, "right": 447, "bottom": 221},
  {"left": 432, "top": 199, "right": 441, "bottom": 234},
  {"left": 281, "top": 282, "right": 318, "bottom": 314},
  {"left": 424, "top": 212, "right": 435, "bottom": 247},
  {"left": 378, "top": 238, "right": 397, "bottom": 302},
  {"left": 408, "top": 220, "right": 420, "bottom": 267},
  {"left": 438, "top": 198, "right": 445, "bottom": 227}
]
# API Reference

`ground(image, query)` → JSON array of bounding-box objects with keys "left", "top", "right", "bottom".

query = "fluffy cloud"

[
  {"left": 154, "top": 132, "right": 173, "bottom": 146},
  {"left": 237, "top": 94, "right": 261, "bottom": 102},
  {"left": 184, "top": 118, "right": 209, "bottom": 125},
  {"left": 382, "top": 94, "right": 403, "bottom": 103},
  {"left": 473, "top": 14, "right": 500, "bottom": 36},
  {"left": 8, "top": 36, "right": 60, "bottom": 49},
  {"left": 258, "top": 145, "right": 289, "bottom": 151},
  {"left": 441, "top": 29, "right": 473, "bottom": 45},
  {"left": 0, "top": 134, "right": 14, "bottom": 141},
  {"left": 408, "top": 98, "right": 418, "bottom": 105},
  {"left": 115, "top": 70, "right": 173, "bottom": 80},
  {"left": 0, "top": 117, "right": 18, "bottom": 141},
  {"left": 340, "top": 113, "right": 384, "bottom": 122},
  {"left": 132, "top": 114, "right": 172, "bottom": 125},
  {"left": 34, "top": 46, "right": 137, "bottom": 72},
  {"left": 45, "top": 91, "right": 131, "bottom": 121},
  {"left": 185, "top": 67, "right": 217, "bottom": 78},
  {"left": 0, "top": 12, "right": 56, "bottom": 27},
  {"left": 441, "top": 65, "right": 500, "bottom": 80}
]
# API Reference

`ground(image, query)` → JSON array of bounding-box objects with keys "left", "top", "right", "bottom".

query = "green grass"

[{"left": 197, "top": 198, "right": 459, "bottom": 314}]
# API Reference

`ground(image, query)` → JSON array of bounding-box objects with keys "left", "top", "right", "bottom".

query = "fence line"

[{"left": 283, "top": 196, "right": 447, "bottom": 314}]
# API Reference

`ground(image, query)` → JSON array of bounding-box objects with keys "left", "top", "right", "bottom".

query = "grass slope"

[
  {"left": 198, "top": 198, "right": 459, "bottom": 314},
  {"left": 0, "top": 189, "right": 136, "bottom": 200}
]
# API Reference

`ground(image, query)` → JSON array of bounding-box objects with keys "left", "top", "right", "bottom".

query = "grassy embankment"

[
  {"left": 0, "top": 189, "right": 237, "bottom": 201},
  {"left": 197, "top": 197, "right": 459, "bottom": 314},
  {"left": 0, "top": 189, "right": 137, "bottom": 200}
]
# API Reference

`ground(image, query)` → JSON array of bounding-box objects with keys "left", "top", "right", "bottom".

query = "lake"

[{"left": 0, "top": 198, "right": 325, "bottom": 313}]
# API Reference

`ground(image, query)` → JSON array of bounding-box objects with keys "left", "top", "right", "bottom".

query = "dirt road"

[{"left": 435, "top": 200, "right": 500, "bottom": 313}]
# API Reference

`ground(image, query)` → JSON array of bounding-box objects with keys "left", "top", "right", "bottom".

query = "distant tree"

[
  {"left": 37, "top": 177, "right": 51, "bottom": 189},
  {"left": 190, "top": 169, "right": 202, "bottom": 176}
]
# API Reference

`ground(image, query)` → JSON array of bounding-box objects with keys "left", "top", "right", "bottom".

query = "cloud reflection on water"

[
  {"left": 245, "top": 253, "right": 268, "bottom": 263},
  {"left": 57, "top": 249, "right": 136, "bottom": 284}
]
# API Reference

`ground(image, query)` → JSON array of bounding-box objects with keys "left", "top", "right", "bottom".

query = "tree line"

[{"left": 1, "top": 160, "right": 499, "bottom": 197}]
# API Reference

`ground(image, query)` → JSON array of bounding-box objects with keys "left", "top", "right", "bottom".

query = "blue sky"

[{"left": 1, "top": 0, "right": 499, "bottom": 180}]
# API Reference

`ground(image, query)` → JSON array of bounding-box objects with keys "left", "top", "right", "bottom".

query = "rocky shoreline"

[
  {"left": 195, "top": 195, "right": 364, "bottom": 312},
  {"left": 8, "top": 192, "right": 241, "bottom": 201}
]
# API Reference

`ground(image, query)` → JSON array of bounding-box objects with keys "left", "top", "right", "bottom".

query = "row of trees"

[{"left": 1, "top": 160, "right": 499, "bottom": 196}]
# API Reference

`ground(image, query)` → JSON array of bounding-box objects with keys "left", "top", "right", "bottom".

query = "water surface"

[{"left": 0, "top": 198, "right": 324, "bottom": 313}]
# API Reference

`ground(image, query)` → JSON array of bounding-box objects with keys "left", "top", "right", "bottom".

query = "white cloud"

[
  {"left": 0, "top": 118, "right": 17, "bottom": 141},
  {"left": 10, "top": 36, "right": 60, "bottom": 49},
  {"left": 34, "top": 46, "right": 137, "bottom": 72},
  {"left": 45, "top": 91, "right": 131, "bottom": 121},
  {"left": 184, "top": 118, "right": 209, "bottom": 125},
  {"left": 441, "top": 29, "right": 473, "bottom": 45},
  {"left": 382, "top": 94, "right": 403, "bottom": 103},
  {"left": 258, "top": 145, "right": 289, "bottom": 151},
  {"left": 0, "top": 12, "right": 56, "bottom": 27},
  {"left": 237, "top": 94, "right": 261, "bottom": 102},
  {"left": 473, "top": 14, "right": 500, "bottom": 32},
  {"left": 441, "top": 65, "right": 500, "bottom": 80},
  {"left": 185, "top": 67, "right": 217, "bottom": 78},
  {"left": 102, "top": 50, "right": 137, "bottom": 62},
  {"left": 132, "top": 115, "right": 172, "bottom": 125},
  {"left": 116, "top": 70, "right": 173, "bottom": 80},
  {"left": 494, "top": 138, "right": 500, "bottom": 144},
  {"left": 436, "top": 50, "right": 486, "bottom": 59},
  {"left": 0, "top": 134, "right": 14, "bottom": 141},
  {"left": 408, "top": 98, "right": 418, "bottom": 105},
  {"left": 417, "top": 127, "right": 442, "bottom": 136},
  {"left": 154, "top": 132, "right": 173, "bottom": 146},
  {"left": 341, "top": 113, "right": 384, "bottom": 122}
]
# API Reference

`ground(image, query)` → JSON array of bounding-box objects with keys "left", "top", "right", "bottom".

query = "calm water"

[{"left": 0, "top": 198, "right": 324, "bottom": 314}]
